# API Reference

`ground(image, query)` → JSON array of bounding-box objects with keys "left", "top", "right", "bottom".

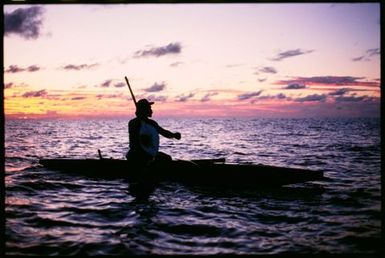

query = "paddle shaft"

[{"left": 125, "top": 76, "right": 137, "bottom": 106}]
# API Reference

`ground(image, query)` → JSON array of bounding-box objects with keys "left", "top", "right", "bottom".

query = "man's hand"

[{"left": 174, "top": 132, "right": 181, "bottom": 140}]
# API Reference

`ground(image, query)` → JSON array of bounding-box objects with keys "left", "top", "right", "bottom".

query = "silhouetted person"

[{"left": 126, "top": 98, "right": 181, "bottom": 200}]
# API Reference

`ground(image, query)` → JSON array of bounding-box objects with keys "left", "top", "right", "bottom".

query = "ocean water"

[{"left": 4, "top": 117, "right": 382, "bottom": 255}]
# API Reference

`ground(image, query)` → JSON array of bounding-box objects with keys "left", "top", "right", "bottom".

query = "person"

[{"left": 126, "top": 98, "right": 181, "bottom": 200}]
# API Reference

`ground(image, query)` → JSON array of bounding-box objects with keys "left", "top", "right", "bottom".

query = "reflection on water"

[{"left": 5, "top": 118, "right": 382, "bottom": 255}]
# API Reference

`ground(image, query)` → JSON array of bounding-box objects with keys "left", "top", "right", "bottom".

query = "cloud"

[
  {"left": 258, "top": 66, "right": 277, "bottom": 74},
  {"left": 147, "top": 95, "right": 168, "bottom": 102},
  {"left": 200, "top": 92, "right": 218, "bottom": 102},
  {"left": 61, "top": 63, "right": 98, "bottom": 71},
  {"left": 114, "top": 82, "right": 126, "bottom": 88},
  {"left": 237, "top": 90, "right": 263, "bottom": 101},
  {"left": 352, "top": 56, "right": 367, "bottom": 62},
  {"left": 96, "top": 94, "right": 103, "bottom": 100},
  {"left": 71, "top": 96, "right": 87, "bottom": 101},
  {"left": 334, "top": 95, "right": 376, "bottom": 103},
  {"left": 4, "top": 6, "right": 45, "bottom": 39},
  {"left": 5, "top": 65, "right": 24, "bottom": 73},
  {"left": 271, "top": 48, "right": 314, "bottom": 61},
  {"left": 328, "top": 88, "right": 351, "bottom": 96},
  {"left": 27, "top": 65, "right": 41, "bottom": 72},
  {"left": 5, "top": 65, "right": 41, "bottom": 73},
  {"left": 253, "top": 93, "right": 288, "bottom": 101},
  {"left": 352, "top": 48, "right": 380, "bottom": 62},
  {"left": 276, "top": 76, "right": 379, "bottom": 87},
  {"left": 170, "top": 62, "right": 183, "bottom": 67},
  {"left": 225, "top": 64, "right": 242, "bottom": 68},
  {"left": 22, "top": 89, "right": 48, "bottom": 98},
  {"left": 283, "top": 83, "right": 306, "bottom": 90},
  {"left": 294, "top": 94, "right": 327, "bottom": 102},
  {"left": 4, "top": 83, "right": 14, "bottom": 89},
  {"left": 176, "top": 93, "right": 195, "bottom": 102},
  {"left": 100, "top": 80, "right": 112, "bottom": 88},
  {"left": 96, "top": 93, "right": 124, "bottom": 100},
  {"left": 367, "top": 48, "right": 380, "bottom": 57},
  {"left": 134, "top": 42, "right": 182, "bottom": 58},
  {"left": 276, "top": 93, "right": 287, "bottom": 99},
  {"left": 143, "top": 82, "right": 166, "bottom": 92},
  {"left": 94, "top": 79, "right": 126, "bottom": 88}
]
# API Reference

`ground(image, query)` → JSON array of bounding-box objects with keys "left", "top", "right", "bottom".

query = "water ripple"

[{"left": 5, "top": 117, "right": 381, "bottom": 255}]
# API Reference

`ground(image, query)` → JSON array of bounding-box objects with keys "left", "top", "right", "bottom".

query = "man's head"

[{"left": 135, "top": 99, "right": 154, "bottom": 118}]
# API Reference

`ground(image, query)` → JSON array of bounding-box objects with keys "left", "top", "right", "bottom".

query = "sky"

[{"left": 3, "top": 3, "right": 381, "bottom": 119}]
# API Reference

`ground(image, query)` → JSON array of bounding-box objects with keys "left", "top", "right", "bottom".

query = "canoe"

[{"left": 39, "top": 158, "right": 325, "bottom": 188}]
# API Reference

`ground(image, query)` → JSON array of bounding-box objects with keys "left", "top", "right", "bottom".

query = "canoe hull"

[
  {"left": 167, "top": 160, "right": 324, "bottom": 187},
  {"left": 39, "top": 158, "right": 325, "bottom": 188}
]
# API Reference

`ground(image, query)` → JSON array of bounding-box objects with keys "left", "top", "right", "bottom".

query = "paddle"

[{"left": 125, "top": 76, "right": 137, "bottom": 106}]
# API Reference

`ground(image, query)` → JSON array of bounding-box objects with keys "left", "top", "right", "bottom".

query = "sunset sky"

[{"left": 3, "top": 3, "right": 381, "bottom": 119}]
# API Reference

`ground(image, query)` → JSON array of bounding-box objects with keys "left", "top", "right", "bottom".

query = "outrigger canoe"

[{"left": 39, "top": 157, "right": 325, "bottom": 188}]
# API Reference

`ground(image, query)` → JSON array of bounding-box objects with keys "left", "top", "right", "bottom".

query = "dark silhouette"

[{"left": 126, "top": 98, "right": 181, "bottom": 200}]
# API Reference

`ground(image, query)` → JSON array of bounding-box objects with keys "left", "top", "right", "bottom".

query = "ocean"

[{"left": 4, "top": 117, "right": 382, "bottom": 255}]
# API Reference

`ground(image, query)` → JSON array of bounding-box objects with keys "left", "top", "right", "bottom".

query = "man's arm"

[
  {"left": 150, "top": 120, "right": 181, "bottom": 140},
  {"left": 158, "top": 127, "right": 181, "bottom": 140}
]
